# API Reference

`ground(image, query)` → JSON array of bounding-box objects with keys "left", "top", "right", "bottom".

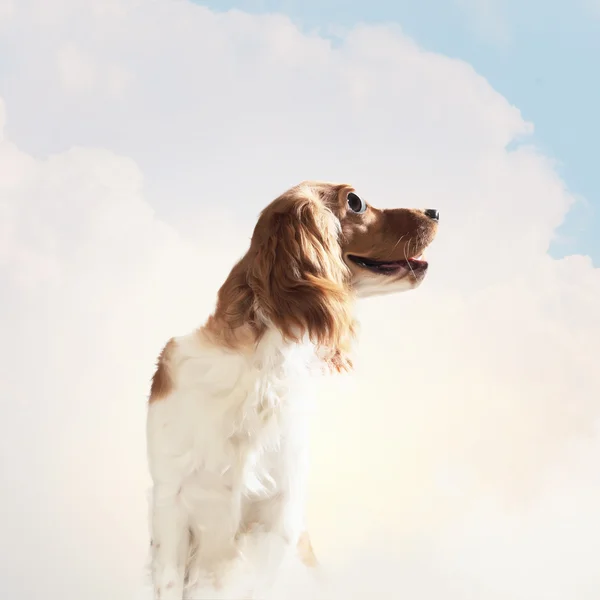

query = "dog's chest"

[{"left": 179, "top": 335, "right": 316, "bottom": 495}]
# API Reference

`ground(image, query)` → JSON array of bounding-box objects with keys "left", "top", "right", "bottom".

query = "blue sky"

[{"left": 197, "top": 0, "right": 600, "bottom": 264}]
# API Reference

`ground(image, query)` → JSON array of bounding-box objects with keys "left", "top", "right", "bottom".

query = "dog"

[{"left": 146, "top": 181, "right": 439, "bottom": 599}]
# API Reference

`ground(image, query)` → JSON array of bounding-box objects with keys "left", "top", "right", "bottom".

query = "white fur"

[
  {"left": 353, "top": 271, "right": 417, "bottom": 298},
  {"left": 146, "top": 328, "right": 320, "bottom": 599}
]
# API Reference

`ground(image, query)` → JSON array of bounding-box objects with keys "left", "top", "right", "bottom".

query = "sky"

[
  {"left": 0, "top": 1, "right": 599, "bottom": 599},
  {"left": 197, "top": 0, "right": 600, "bottom": 265}
]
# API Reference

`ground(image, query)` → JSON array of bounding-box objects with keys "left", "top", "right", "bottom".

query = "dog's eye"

[{"left": 347, "top": 192, "right": 367, "bottom": 214}]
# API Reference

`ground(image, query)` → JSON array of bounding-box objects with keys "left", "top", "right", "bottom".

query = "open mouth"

[{"left": 347, "top": 254, "right": 428, "bottom": 276}]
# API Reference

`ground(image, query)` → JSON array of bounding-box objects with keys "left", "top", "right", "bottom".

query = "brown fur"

[
  {"left": 148, "top": 338, "right": 176, "bottom": 403},
  {"left": 203, "top": 182, "right": 356, "bottom": 369},
  {"left": 341, "top": 202, "right": 437, "bottom": 264},
  {"left": 247, "top": 187, "right": 355, "bottom": 351}
]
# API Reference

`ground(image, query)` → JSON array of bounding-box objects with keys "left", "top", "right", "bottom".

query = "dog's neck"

[
  {"left": 203, "top": 254, "right": 260, "bottom": 347},
  {"left": 202, "top": 252, "right": 356, "bottom": 374}
]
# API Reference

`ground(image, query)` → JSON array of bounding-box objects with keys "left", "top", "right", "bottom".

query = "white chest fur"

[{"left": 146, "top": 329, "right": 318, "bottom": 597}]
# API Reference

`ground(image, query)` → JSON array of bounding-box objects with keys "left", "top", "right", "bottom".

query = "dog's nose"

[{"left": 424, "top": 208, "right": 439, "bottom": 221}]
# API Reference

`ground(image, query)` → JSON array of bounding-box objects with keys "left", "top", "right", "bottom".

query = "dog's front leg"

[
  {"left": 270, "top": 431, "right": 311, "bottom": 546},
  {"left": 193, "top": 482, "right": 242, "bottom": 573},
  {"left": 247, "top": 444, "right": 311, "bottom": 568},
  {"left": 263, "top": 488, "right": 305, "bottom": 546},
  {"left": 151, "top": 485, "right": 189, "bottom": 600}
]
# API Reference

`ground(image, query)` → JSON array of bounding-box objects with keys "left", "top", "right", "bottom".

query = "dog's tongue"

[{"left": 382, "top": 258, "right": 420, "bottom": 267}]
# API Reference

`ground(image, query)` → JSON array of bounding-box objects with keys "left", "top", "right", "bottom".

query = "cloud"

[
  {"left": 0, "top": 0, "right": 13, "bottom": 24},
  {"left": 0, "top": 1, "right": 599, "bottom": 599},
  {"left": 55, "top": 43, "right": 131, "bottom": 97}
]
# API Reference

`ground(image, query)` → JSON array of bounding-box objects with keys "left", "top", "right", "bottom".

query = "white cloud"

[
  {"left": 0, "top": 0, "right": 13, "bottom": 24},
  {"left": 56, "top": 42, "right": 132, "bottom": 96},
  {"left": 0, "top": 2, "right": 599, "bottom": 600},
  {"left": 56, "top": 43, "right": 98, "bottom": 94}
]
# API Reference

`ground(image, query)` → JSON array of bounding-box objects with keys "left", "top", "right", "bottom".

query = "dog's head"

[
  {"left": 209, "top": 181, "right": 439, "bottom": 362},
  {"left": 249, "top": 180, "right": 437, "bottom": 333},
  {"left": 252, "top": 181, "right": 439, "bottom": 296}
]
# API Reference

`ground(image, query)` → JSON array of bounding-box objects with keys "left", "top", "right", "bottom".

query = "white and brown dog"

[{"left": 146, "top": 181, "right": 439, "bottom": 599}]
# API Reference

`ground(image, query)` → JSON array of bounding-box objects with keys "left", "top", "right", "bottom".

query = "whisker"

[
  {"left": 403, "top": 242, "right": 416, "bottom": 278},
  {"left": 386, "top": 234, "right": 405, "bottom": 260}
]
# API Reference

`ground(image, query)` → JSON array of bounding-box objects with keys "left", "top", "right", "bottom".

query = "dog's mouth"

[{"left": 347, "top": 254, "right": 428, "bottom": 276}]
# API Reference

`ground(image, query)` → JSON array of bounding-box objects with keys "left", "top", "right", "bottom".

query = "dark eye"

[{"left": 347, "top": 192, "right": 367, "bottom": 214}]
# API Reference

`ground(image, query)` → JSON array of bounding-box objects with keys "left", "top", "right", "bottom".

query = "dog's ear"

[{"left": 248, "top": 191, "right": 355, "bottom": 358}]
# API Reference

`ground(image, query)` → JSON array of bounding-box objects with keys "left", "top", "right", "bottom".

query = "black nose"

[{"left": 424, "top": 208, "right": 439, "bottom": 221}]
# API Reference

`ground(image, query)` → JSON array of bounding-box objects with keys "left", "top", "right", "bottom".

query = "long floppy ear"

[{"left": 248, "top": 191, "right": 355, "bottom": 357}]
